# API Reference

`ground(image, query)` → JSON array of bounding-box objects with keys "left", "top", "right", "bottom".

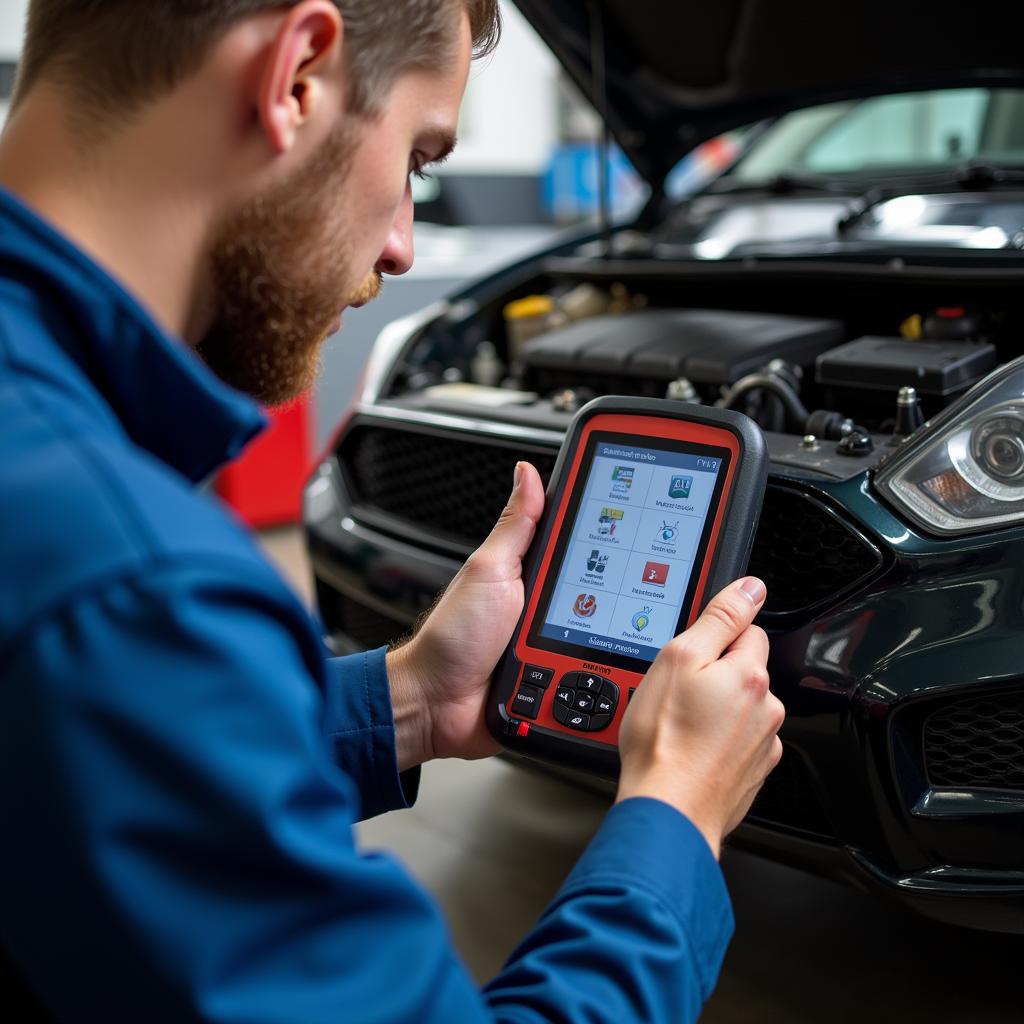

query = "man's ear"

[{"left": 258, "top": 0, "right": 343, "bottom": 154}]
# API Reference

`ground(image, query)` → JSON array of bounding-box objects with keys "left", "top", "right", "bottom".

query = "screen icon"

[
  {"left": 657, "top": 520, "right": 679, "bottom": 543},
  {"left": 669, "top": 476, "right": 692, "bottom": 499},
  {"left": 642, "top": 561, "right": 670, "bottom": 586},
  {"left": 597, "top": 506, "right": 624, "bottom": 536},
  {"left": 611, "top": 465, "right": 634, "bottom": 495},
  {"left": 586, "top": 549, "right": 608, "bottom": 574},
  {"left": 573, "top": 593, "right": 598, "bottom": 618},
  {"left": 631, "top": 606, "right": 653, "bottom": 631}
]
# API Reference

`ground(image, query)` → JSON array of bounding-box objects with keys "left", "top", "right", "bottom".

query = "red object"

[
  {"left": 516, "top": 722, "right": 531, "bottom": 738},
  {"left": 216, "top": 393, "right": 315, "bottom": 528},
  {"left": 937, "top": 306, "right": 966, "bottom": 319},
  {"left": 507, "top": 411, "right": 743, "bottom": 749},
  {"left": 642, "top": 561, "right": 670, "bottom": 586}
]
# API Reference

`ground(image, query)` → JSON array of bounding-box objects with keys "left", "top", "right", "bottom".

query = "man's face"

[{"left": 198, "top": 15, "right": 472, "bottom": 406}]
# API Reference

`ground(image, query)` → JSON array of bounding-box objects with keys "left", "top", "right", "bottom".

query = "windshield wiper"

[{"left": 837, "top": 161, "right": 1024, "bottom": 233}]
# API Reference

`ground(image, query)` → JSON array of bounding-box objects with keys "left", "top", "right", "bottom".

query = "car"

[{"left": 304, "top": 2, "right": 1024, "bottom": 933}]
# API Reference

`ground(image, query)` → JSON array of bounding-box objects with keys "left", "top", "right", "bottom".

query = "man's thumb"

[
  {"left": 679, "top": 577, "right": 767, "bottom": 666},
  {"left": 475, "top": 462, "right": 545, "bottom": 568}
]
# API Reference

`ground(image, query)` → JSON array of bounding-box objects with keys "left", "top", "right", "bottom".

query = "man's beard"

[{"left": 197, "top": 123, "right": 382, "bottom": 406}]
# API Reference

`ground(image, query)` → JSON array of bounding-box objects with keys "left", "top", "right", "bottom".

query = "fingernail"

[
  {"left": 738, "top": 577, "right": 767, "bottom": 604},
  {"left": 513, "top": 462, "right": 522, "bottom": 492}
]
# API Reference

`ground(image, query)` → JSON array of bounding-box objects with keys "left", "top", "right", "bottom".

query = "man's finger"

[
  {"left": 473, "top": 462, "right": 545, "bottom": 570},
  {"left": 672, "top": 577, "right": 767, "bottom": 668}
]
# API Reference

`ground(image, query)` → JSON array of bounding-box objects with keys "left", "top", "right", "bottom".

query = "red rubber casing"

[{"left": 486, "top": 396, "right": 767, "bottom": 779}]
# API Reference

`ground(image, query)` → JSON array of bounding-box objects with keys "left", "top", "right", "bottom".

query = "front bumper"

[{"left": 305, "top": 407, "right": 1024, "bottom": 933}]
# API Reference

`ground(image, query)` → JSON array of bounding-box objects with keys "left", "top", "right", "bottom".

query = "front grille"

[
  {"left": 339, "top": 423, "right": 882, "bottom": 618},
  {"left": 924, "top": 690, "right": 1024, "bottom": 791},
  {"left": 342, "top": 425, "right": 559, "bottom": 548},
  {"left": 745, "top": 745, "right": 834, "bottom": 841}
]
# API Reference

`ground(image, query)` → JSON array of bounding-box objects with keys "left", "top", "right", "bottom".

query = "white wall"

[
  {"left": 0, "top": 0, "right": 28, "bottom": 126},
  {"left": 0, "top": 0, "right": 28, "bottom": 57},
  {"left": 443, "top": 0, "right": 560, "bottom": 176}
]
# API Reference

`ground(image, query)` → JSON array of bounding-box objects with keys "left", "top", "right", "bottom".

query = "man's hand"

[
  {"left": 616, "top": 577, "right": 784, "bottom": 859},
  {"left": 386, "top": 462, "right": 545, "bottom": 770}
]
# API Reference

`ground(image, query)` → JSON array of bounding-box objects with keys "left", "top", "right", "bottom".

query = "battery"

[{"left": 815, "top": 336, "right": 998, "bottom": 410}]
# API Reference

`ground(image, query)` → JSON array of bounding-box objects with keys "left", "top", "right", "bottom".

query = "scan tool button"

[
  {"left": 522, "top": 665, "right": 554, "bottom": 690},
  {"left": 594, "top": 695, "right": 614, "bottom": 716},
  {"left": 555, "top": 686, "right": 575, "bottom": 707},
  {"left": 578, "top": 674, "right": 603, "bottom": 694},
  {"left": 600, "top": 679, "right": 620, "bottom": 701},
  {"left": 511, "top": 685, "right": 541, "bottom": 721},
  {"left": 573, "top": 692, "right": 595, "bottom": 713},
  {"left": 566, "top": 711, "right": 591, "bottom": 731},
  {"left": 589, "top": 714, "right": 612, "bottom": 731},
  {"left": 553, "top": 702, "right": 571, "bottom": 725}
]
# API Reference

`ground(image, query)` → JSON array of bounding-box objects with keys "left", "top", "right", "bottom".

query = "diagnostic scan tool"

[{"left": 487, "top": 396, "right": 767, "bottom": 777}]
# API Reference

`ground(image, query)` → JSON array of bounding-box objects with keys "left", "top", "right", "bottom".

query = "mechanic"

[{"left": 0, "top": 1, "right": 784, "bottom": 1021}]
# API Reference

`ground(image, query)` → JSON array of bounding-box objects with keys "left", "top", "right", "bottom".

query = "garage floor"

[{"left": 262, "top": 527, "right": 1024, "bottom": 1023}]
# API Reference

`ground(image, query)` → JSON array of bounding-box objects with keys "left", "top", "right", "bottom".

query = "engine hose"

[{"left": 718, "top": 373, "right": 811, "bottom": 431}]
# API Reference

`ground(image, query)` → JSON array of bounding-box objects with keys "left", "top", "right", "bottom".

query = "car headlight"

[{"left": 875, "top": 355, "right": 1024, "bottom": 536}]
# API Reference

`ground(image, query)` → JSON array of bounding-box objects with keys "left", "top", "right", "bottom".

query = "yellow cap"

[
  {"left": 900, "top": 313, "right": 923, "bottom": 341},
  {"left": 504, "top": 295, "right": 555, "bottom": 320}
]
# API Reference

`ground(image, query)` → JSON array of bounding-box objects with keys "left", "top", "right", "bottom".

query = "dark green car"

[{"left": 305, "top": 2, "right": 1024, "bottom": 932}]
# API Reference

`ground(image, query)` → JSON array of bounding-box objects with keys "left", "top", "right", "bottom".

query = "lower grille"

[
  {"left": 316, "top": 581, "right": 411, "bottom": 651},
  {"left": 924, "top": 690, "right": 1024, "bottom": 791},
  {"left": 746, "top": 745, "right": 834, "bottom": 841},
  {"left": 746, "top": 486, "right": 881, "bottom": 616},
  {"left": 338, "top": 423, "right": 882, "bottom": 618}
]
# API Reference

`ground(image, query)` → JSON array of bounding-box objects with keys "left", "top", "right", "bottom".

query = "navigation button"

[
  {"left": 594, "top": 696, "right": 614, "bottom": 715},
  {"left": 600, "top": 679, "right": 620, "bottom": 701},
  {"left": 553, "top": 702, "right": 571, "bottom": 725},
  {"left": 578, "top": 674, "right": 603, "bottom": 693},
  {"left": 555, "top": 687, "right": 575, "bottom": 707},
  {"left": 511, "top": 685, "right": 541, "bottom": 721},
  {"left": 566, "top": 711, "right": 591, "bottom": 731},
  {"left": 590, "top": 713, "right": 612, "bottom": 731},
  {"left": 522, "top": 665, "right": 554, "bottom": 689},
  {"left": 574, "top": 692, "right": 595, "bottom": 713}
]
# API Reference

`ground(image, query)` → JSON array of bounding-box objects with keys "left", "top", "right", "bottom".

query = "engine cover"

[{"left": 520, "top": 308, "right": 844, "bottom": 397}]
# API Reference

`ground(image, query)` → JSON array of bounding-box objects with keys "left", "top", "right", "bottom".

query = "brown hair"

[{"left": 16, "top": 0, "right": 500, "bottom": 118}]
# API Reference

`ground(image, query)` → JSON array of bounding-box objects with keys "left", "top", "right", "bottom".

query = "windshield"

[{"left": 731, "top": 88, "right": 1024, "bottom": 181}]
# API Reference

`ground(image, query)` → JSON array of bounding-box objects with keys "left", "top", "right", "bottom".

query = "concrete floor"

[{"left": 261, "top": 527, "right": 1024, "bottom": 1023}]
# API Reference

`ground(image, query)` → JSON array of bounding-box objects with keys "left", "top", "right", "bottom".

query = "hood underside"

[{"left": 512, "top": 0, "right": 1024, "bottom": 188}]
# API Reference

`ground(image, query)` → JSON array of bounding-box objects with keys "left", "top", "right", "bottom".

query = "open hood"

[{"left": 513, "top": 0, "right": 1024, "bottom": 189}]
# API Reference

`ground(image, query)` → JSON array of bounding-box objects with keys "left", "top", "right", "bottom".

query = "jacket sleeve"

[
  {"left": 321, "top": 647, "right": 421, "bottom": 818},
  {"left": 1, "top": 559, "right": 731, "bottom": 1024},
  {"left": 483, "top": 798, "right": 733, "bottom": 1023}
]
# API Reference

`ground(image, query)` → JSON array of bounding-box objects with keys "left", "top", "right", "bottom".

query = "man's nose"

[{"left": 375, "top": 187, "right": 414, "bottom": 276}]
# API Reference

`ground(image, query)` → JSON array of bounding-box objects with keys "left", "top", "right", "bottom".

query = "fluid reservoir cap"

[
  {"left": 504, "top": 295, "right": 555, "bottom": 320},
  {"left": 837, "top": 431, "right": 874, "bottom": 457}
]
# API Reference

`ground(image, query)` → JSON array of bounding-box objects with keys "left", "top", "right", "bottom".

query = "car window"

[{"left": 731, "top": 88, "right": 1024, "bottom": 180}]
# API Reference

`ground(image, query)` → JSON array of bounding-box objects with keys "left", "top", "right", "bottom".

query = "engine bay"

[{"left": 381, "top": 257, "right": 1024, "bottom": 479}]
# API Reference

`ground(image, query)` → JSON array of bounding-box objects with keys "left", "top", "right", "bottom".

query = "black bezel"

[{"left": 525, "top": 430, "right": 732, "bottom": 674}]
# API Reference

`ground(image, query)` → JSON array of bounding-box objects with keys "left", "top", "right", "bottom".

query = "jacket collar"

[{"left": 0, "top": 187, "right": 266, "bottom": 483}]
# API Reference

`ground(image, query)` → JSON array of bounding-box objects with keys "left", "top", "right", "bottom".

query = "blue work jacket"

[{"left": 0, "top": 186, "right": 733, "bottom": 1022}]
